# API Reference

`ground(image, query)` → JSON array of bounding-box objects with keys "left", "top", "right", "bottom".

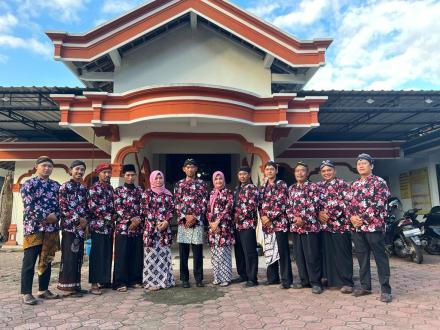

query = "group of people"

[{"left": 20, "top": 153, "right": 393, "bottom": 305}]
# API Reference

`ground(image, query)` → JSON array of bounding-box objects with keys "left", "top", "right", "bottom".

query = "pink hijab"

[
  {"left": 209, "top": 171, "right": 225, "bottom": 213},
  {"left": 150, "top": 170, "right": 172, "bottom": 196}
]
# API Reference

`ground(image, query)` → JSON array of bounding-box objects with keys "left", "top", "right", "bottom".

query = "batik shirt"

[
  {"left": 207, "top": 188, "right": 235, "bottom": 247},
  {"left": 114, "top": 184, "right": 143, "bottom": 237},
  {"left": 88, "top": 181, "right": 115, "bottom": 235},
  {"left": 258, "top": 180, "right": 289, "bottom": 234},
  {"left": 174, "top": 178, "right": 208, "bottom": 227},
  {"left": 346, "top": 175, "right": 391, "bottom": 232},
  {"left": 59, "top": 179, "right": 89, "bottom": 239},
  {"left": 233, "top": 183, "right": 259, "bottom": 231},
  {"left": 21, "top": 176, "right": 60, "bottom": 236},
  {"left": 287, "top": 181, "right": 320, "bottom": 234},
  {"left": 317, "top": 178, "right": 350, "bottom": 233},
  {"left": 140, "top": 189, "right": 174, "bottom": 248}
]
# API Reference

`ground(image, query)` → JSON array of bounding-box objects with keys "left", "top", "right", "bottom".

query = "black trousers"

[
  {"left": 267, "top": 231, "right": 293, "bottom": 285},
  {"left": 179, "top": 243, "right": 203, "bottom": 282},
  {"left": 234, "top": 228, "right": 258, "bottom": 283},
  {"left": 89, "top": 232, "right": 113, "bottom": 285},
  {"left": 113, "top": 234, "right": 143, "bottom": 287},
  {"left": 21, "top": 244, "right": 51, "bottom": 294},
  {"left": 322, "top": 231, "right": 354, "bottom": 288},
  {"left": 293, "top": 232, "right": 322, "bottom": 287},
  {"left": 58, "top": 232, "right": 84, "bottom": 291},
  {"left": 352, "top": 231, "right": 392, "bottom": 294}
]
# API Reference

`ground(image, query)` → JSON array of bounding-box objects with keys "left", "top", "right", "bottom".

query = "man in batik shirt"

[
  {"left": 288, "top": 161, "right": 322, "bottom": 294},
  {"left": 88, "top": 162, "right": 116, "bottom": 295},
  {"left": 57, "top": 160, "right": 89, "bottom": 297},
  {"left": 347, "top": 153, "right": 392, "bottom": 303},
  {"left": 174, "top": 158, "right": 208, "bottom": 288},
  {"left": 317, "top": 160, "right": 353, "bottom": 294},
  {"left": 232, "top": 166, "right": 259, "bottom": 287},
  {"left": 20, "top": 156, "right": 61, "bottom": 305},
  {"left": 259, "top": 161, "right": 293, "bottom": 289},
  {"left": 113, "top": 164, "right": 144, "bottom": 292}
]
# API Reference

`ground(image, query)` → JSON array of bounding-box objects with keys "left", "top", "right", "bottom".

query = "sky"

[{"left": 0, "top": 0, "right": 439, "bottom": 90}]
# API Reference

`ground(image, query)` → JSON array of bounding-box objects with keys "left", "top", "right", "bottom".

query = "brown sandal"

[{"left": 89, "top": 288, "right": 102, "bottom": 295}]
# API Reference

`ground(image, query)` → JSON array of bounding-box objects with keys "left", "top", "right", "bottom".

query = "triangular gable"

[{"left": 46, "top": 0, "right": 332, "bottom": 68}]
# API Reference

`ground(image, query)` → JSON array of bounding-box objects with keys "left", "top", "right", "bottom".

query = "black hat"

[
  {"left": 319, "top": 160, "right": 335, "bottom": 170},
  {"left": 122, "top": 164, "right": 136, "bottom": 174},
  {"left": 238, "top": 166, "right": 251, "bottom": 173},
  {"left": 35, "top": 156, "right": 54, "bottom": 165},
  {"left": 356, "top": 153, "right": 374, "bottom": 165},
  {"left": 183, "top": 158, "right": 198, "bottom": 167},
  {"left": 293, "top": 161, "right": 308, "bottom": 170},
  {"left": 70, "top": 160, "right": 86, "bottom": 169},
  {"left": 264, "top": 160, "right": 278, "bottom": 169}
]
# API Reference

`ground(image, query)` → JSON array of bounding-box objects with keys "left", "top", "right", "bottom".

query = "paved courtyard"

[{"left": 0, "top": 247, "right": 440, "bottom": 330}]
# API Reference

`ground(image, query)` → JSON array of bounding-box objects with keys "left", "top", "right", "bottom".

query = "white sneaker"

[
  {"left": 220, "top": 282, "right": 230, "bottom": 287},
  {"left": 213, "top": 280, "right": 220, "bottom": 285}
]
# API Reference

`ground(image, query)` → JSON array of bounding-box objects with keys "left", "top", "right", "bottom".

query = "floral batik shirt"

[
  {"left": 233, "top": 183, "right": 259, "bottom": 231},
  {"left": 346, "top": 175, "right": 391, "bottom": 232},
  {"left": 140, "top": 189, "right": 174, "bottom": 248},
  {"left": 59, "top": 179, "right": 89, "bottom": 239},
  {"left": 174, "top": 178, "right": 208, "bottom": 245},
  {"left": 207, "top": 188, "right": 235, "bottom": 247},
  {"left": 88, "top": 181, "right": 115, "bottom": 235},
  {"left": 114, "top": 184, "right": 144, "bottom": 237},
  {"left": 287, "top": 181, "right": 321, "bottom": 234},
  {"left": 258, "top": 180, "right": 289, "bottom": 234},
  {"left": 317, "top": 178, "right": 351, "bottom": 233},
  {"left": 21, "top": 176, "right": 60, "bottom": 236}
]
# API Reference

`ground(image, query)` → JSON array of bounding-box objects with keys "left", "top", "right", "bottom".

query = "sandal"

[
  {"left": 89, "top": 288, "right": 102, "bottom": 295},
  {"left": 116, "top": 286, "right": 128, "bottom": 292},
  {"left": 37, "top": 290, "right": 60, "bottom": 300}
]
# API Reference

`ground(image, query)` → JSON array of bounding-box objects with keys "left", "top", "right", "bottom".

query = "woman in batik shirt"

[
  {"left": 207, "top": 171, "right": 234, "bottom": 286},
  {"left": 258, "top": 161, "right": 292, "bottom": 289},
  {"left": 57, "top": 160, "right": 89, "bottom": 297},
  {"left": 141, "top": 170, "right": 175, "bottom": 291}
]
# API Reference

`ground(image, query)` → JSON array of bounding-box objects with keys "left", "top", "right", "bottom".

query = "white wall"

[{"left": 114, "top": 24, "right": 271, "bottom": 96}]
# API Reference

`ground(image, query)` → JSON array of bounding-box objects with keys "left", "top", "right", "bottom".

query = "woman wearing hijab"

[
  {"left": 208, "top": 171, "right": 235, "bottom": 287},
  {"left": 140, "top": 171, "right": 175, "bottom": 291}
]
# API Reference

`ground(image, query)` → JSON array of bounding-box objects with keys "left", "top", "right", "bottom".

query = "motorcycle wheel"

[
  {"left": 424, "top": 244, "right": 440, "bottom": 255},
  {"left": 410, "top": 241, "right": 423, "bottom": 264}
]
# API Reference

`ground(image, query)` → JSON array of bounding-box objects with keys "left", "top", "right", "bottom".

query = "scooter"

[
  {"left": 419, "top": 206, "right": 440, "bottom": 255},
  {"left": 385, "top": 198, "right": 424, "bottom": 264}
]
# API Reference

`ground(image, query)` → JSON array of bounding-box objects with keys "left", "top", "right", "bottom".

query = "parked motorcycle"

[
  {"left": 385, "top": 197, "right": 424, "bottom": 264},
  {"left": 419, "top": 206, "right": 440, "bottom": 255}
]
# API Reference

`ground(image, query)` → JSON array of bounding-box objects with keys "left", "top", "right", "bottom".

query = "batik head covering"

[
  {"left": 319, "top": 160, "right": 335, "bottom": 170},
  {"left": 293, "top": 161, "right": 309, "bottom": 170},
  {"left": 36, "top": 156, "right": 54, "bottom": 165},
  {"left": 356, "top": 153, "right": 374, "bottom": 165},
  {"left": 95, "top": 162, "right": 112, "bottom": 174},
  {"left": 70, "top": 160, "right": 86, "bottom": 169}
]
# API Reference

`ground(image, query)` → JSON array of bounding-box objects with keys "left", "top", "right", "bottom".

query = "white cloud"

[
  {"left": 0, "top": 13, "right": 18, "bottom": 33},
  {"left": 272, "top": 0, "right": 330, "bottom": 28},
  {"left": 16, "top": 0, "right": 89, "bottom": 22},
  {"left": 102, "top": 0, "right": 140, "bottom": 15},
  {"left": 304, "top": 0, "right": 440, "bottom": 90},
  {"left": 0, "top": 35, "right": 52, "bottom": 58}
]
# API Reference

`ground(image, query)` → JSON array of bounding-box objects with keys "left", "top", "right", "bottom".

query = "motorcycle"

[
  {"left": 418, "top": 206, "right": 440, "bottom": 255},
  {"left": 385, "top": 197, "right": 424, "bottom": 264}
]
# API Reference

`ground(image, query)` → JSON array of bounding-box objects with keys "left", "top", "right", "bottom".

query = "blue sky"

[{"left": 0, "top": 0, "right": 439, "bottom": 90}]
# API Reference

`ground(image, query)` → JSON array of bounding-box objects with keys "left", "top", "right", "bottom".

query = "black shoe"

[
  {"left": 380, "top": 293, "right": 392, "bottom": 303},
  {"left": 264, "top": 280, "right": 280, "bottom": 286},
  {"left": 352, "top": 287, "right": 372, "bottom": 297},
  {"left": 291, "top": 283, "right": 311, "bottom": 289},
  {"left": 321, "top": 278, "right": 328, "bottom": 287},
  {"left": 280, "top": 283, "right": 290, "bottom": 289},
  {"left": 196, "top": 282, "right": 204, "bottom": 288},
  {"left": 245, "top": 281, "right": 258, "bottom": 287},
  {"left": 22, "top": 294, "right": 38, "bottom": 305},
  {"left": 182, "top": 281, "right": 190, "bottom": 289},
  {"left": 231, "top": 277, "right": 247, "bottom": 284},
  {"left": 37, "top": 290, "right": 60, "bottom": 300},
  {"left": 312, "top": 286, "right": 323, "bottom": 294},
  {"left": 76, "top": 288, "right": 89, "bottom": 295}
]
